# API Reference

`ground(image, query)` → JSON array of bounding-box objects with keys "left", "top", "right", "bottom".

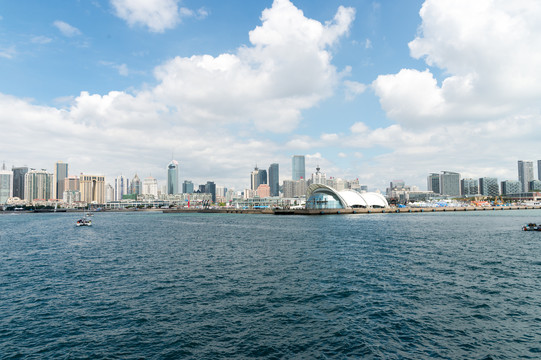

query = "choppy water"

[{"left": 1, "top": 210, "right": 540, "bottom": 359}]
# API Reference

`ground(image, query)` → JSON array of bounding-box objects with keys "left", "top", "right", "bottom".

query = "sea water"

[{"left": 0, "top": 211, "right": 540, "bottom": 359}]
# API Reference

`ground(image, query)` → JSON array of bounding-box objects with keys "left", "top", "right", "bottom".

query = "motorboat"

[
  {"left": 76, "top": 217, "right": 92, "bottom": 226},
  {"left": 522, "top": 223, "right": 540, "bottom": 231}
]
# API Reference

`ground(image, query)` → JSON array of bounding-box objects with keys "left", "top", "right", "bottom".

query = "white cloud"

[
  {"left": 0, "top": 46, "right": 16, "bottom": 59},
  {"left": 344, "top": 80, "right": 367, "bottom": 100},
  {"left": 31, "top": 36, "right": 52, "bottom": 44},
  {"left": 111, "top": 0, "right": 206, "bottom": 32},
  {"left": 152, "top": 0, "right": 355, "bottom": 132},
  {"left": 53, "top": 20, "right": 82, "bottom": 37},
  {"left": 373, "top": 0, "right": 541, "bottom": 127}
]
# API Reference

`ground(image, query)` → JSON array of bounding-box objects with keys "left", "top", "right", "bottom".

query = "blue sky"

[{"left": 2, "top": 0, "right": 540, "bottom": 191}]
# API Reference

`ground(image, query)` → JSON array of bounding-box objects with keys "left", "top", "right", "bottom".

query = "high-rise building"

[
  {"left": 427, "top": 173, "right": 440, "bottom": 194},
  {"left": 283, "top": 179, "right": 306, "bottom": 198},
  {"left": 25, "top": 170, "right": 54, "bottom": 203},
  {"left": 501, "top": 180, "right": 521, "bottom": 195},
  {"left": 258, "top": 169, "right": 267, "bottom": 186},
  {"left": 269, "top": 163, "right": 279, "bottom": 197},
  {"left": 167, "top": 160, "right": 179, "bottom": 195},
  {"left": 79, "top": 174, "right": 106, "bottom": 204},
  {"left": 114, "top": 175, "right": 129, "bottom": 201},
  {"left": 518, "top": 160, "right": 534, "bottom": 192},
  {"left": 142, "top": 176, "right": 158, "bottom": 197},
  {"left": 439, "top": 171, "right": 460, "bottom": 197},
  {"left": 205, "top": 181, "right": 216, "bottom": 203},
  {"left": 251, "top": 166, "right": 260, "bottom": 191},
  {"left": 479, "top": 177, "right": 499, "bottom": 196},
  {"left": 131, "top": 174, "right": 141, "bottom": 195},
  {"left": 106, "top": 184, "right": 115, "bottom": 203},
  {"left": 64, "top": 176, "right": 79, "bottom": 191},
  {"left": 292, "top": 155, "right": 305, "bottom": 181},
  {"left": 12, "top": 166, "right": 28, "bottom": 199},
  {"left": 538, "top": 160, "right": 541, "bottom": 180},
  {"left": 182, "top": 180, "right": 194, "bottom": 194},
  {"left": 53, "top": 161, "right": 68, "bottom": 200},
  {"left": 311, "top": 165, "right": 326, "bottom": 185},
  {"left": 461, "top": 178, "right": 478, "bottom": 196},
  {"left": 0, "top": 163, "right": 13, "bottom": 204}
]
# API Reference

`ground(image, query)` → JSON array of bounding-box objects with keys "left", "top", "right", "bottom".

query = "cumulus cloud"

[
  {"left": 111, "top": 0, "right": 206, "bottom": 32},
  {"left": 53, "top": 20, "right": 82, "bottom": 37},
  {"left": 152, "top": 0, "right": 355, "bottom": 132},
  {"left": 372, "top": 0, "right": 541, "bottom": 127}
]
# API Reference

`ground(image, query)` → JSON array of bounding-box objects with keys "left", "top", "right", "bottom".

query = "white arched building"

[{"left": 305, "top": 184, "right": 388, "bottom": 210}]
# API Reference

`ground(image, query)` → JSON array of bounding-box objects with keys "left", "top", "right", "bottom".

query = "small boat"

[
  {"left": 76, "top": 217, "right": 92, "bottom": 226},
  {"left": 522, "top": 223, "right": 541, "bottom": 231}
]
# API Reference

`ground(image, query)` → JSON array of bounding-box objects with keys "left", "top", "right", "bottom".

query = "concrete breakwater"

[{"left": 163, "top": 206, "right": 541, "bottom": 215}]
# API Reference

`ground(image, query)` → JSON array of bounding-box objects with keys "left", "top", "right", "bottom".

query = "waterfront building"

[
  {"left": 182, "top": 180, "right": 194, "bottom": 194},
  {"left": 283, "top": 179, "right": 306, "bottom": 198},
  {"left": 167, "top": 160, "right": 179, "bottom": 195},
  {"left": 256, "top": 184, "right": 271, "bottom": 198},
  {"left": 12, "top": 166, "right": 28, "bottom": 199},
  {"left": 0, "top": 163, "right": 13, "bottom": 204},
  {"left": 269, "top": 163, "right": 279, "bottom": 197},
  {"left": 501, "top": 180, "right": 522, "bottom": 195},
  {"left": 63, "top": 190, "right": 81, "bottom": 204},
  {"left": 250, "top": 166, "right": 260, "bottom": 191},
  {"left": 311, "top": 165, "right": 326, "bottom": 185},
  {"left": 440, "top": 171, "right": 460, "bottom": 197},
  {"left": 53, "top": 161, "right": 68, "bottom": 200},
  {"left": 479, "top": 177, "right": 499, "bottom": 197},
  {"left": 80, "top": 174, "right": 106, "bottom": 204},
  {"left": 142, "top": 176, "right": 158, "bottom": 198},
  {"left": 106, "top": 184, "right": 115, "bottom": 203},
  {"left": 529, "top": 179, "right": 541, "bottom": 191},
  {"left": 461, "top": 178, "right": 479, "bottom": 196},
  {"left": 427, "top": 173, "right": 440, "bottom": 194},
  {"left": 114, "top": 175, "right": 130, "bottom": 201},
  {"left": 538, "top": 160, "right": 541, "bottom": 180},
  {"left": 292, "top": 155, "right": 305, "bottom": 181},
  {"left": 131, "top": 174, "right": 141, "bottom": 195},
  {"left": 306, "top": 184, "right": 388, "bottom": 209},
  {"left": 518, "top": 160, "right": 534, "bottom": 192},
  {"left": 205, "top": 181, "right": 216, "bottom": 203},
  {"left": 25, "top": 170, "right": 54, "bottom": 203}
]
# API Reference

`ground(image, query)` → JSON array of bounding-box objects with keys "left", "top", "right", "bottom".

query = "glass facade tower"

[
  {"left": 12, "top": 167, "right": 28, "bottom": 199},
  {"left": 269, "top": 163, "right": 279, "bottom": 197},
  {"left": 292, "top": 155, "right": 305, "bottom": 181},
  {"left": 54, "top": 161, "right": 68, "bottom": 200},
  {"left": 518, "top": 160, "right": 534, "bottom": 192},
  {"left": 167, "top": 160, "right": 179, "bottom": 195}
]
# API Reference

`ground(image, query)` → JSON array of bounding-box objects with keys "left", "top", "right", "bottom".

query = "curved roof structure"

[{"left": 306, "top": 184, "right": 388, "bottom": 209}]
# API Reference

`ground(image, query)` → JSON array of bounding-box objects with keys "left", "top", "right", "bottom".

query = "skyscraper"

[
  {"left": 0, "top": 163, "right": 13, "bottom": 204},
  {"left": 53, "top": 161, "right": 68, "bottom": 200},
  {"left": 167, "top": 160, "right": 179, "bottom": 195},
  {"left": 25, "top": 170, "right": 54, "bottom": 203},
  {"left": 142, "top": 176, "right": 158, "bottom": 197},
  {"left": 114, "top": 175, "right": 129, "bottom": 201},
  {"left": 538, "top": 160, "right": 541, "bottom": 180},
  {"left": 292, "top": 155, "right": 305, "bottom": 180},
  {"left": 251, "top": 166, "right": 260, "bottom": 191},
  {"left": 439, "top": 171, "right": 460, "bottom": 197},
  {"left": 518, "top": 160, "right": 534, "bottom": 192},
  {"left": 12, "top": 166, "right": 28, "bottom": 199},
  {"left": 182, "top": 180, "right": 194, "bottom": 193},
  {"left": 268, "top": 163, "right": 279, "bottom": 197},
  {"left": 258, "top": 169, "right": 267, "bottom": 186},
  {"left": 205, "top": 181, "right": 216, "bottom": 203},
  {"left": 79, "top": 174, "right": 106, "bottom": 204},
  {"left": 131, "top": 174, "right": 141, "bottom": 195},
  {"left": 427, "top": 173, "right": 440, "bottom": 194}
]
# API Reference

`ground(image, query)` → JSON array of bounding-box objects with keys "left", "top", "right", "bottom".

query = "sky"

[{"left": 2, "top": 0, "right": 541, "bottom": 191}]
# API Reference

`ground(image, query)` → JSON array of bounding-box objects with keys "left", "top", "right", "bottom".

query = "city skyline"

[{"left": 2, "top": 1, "right": 541, "bottom": 190}]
